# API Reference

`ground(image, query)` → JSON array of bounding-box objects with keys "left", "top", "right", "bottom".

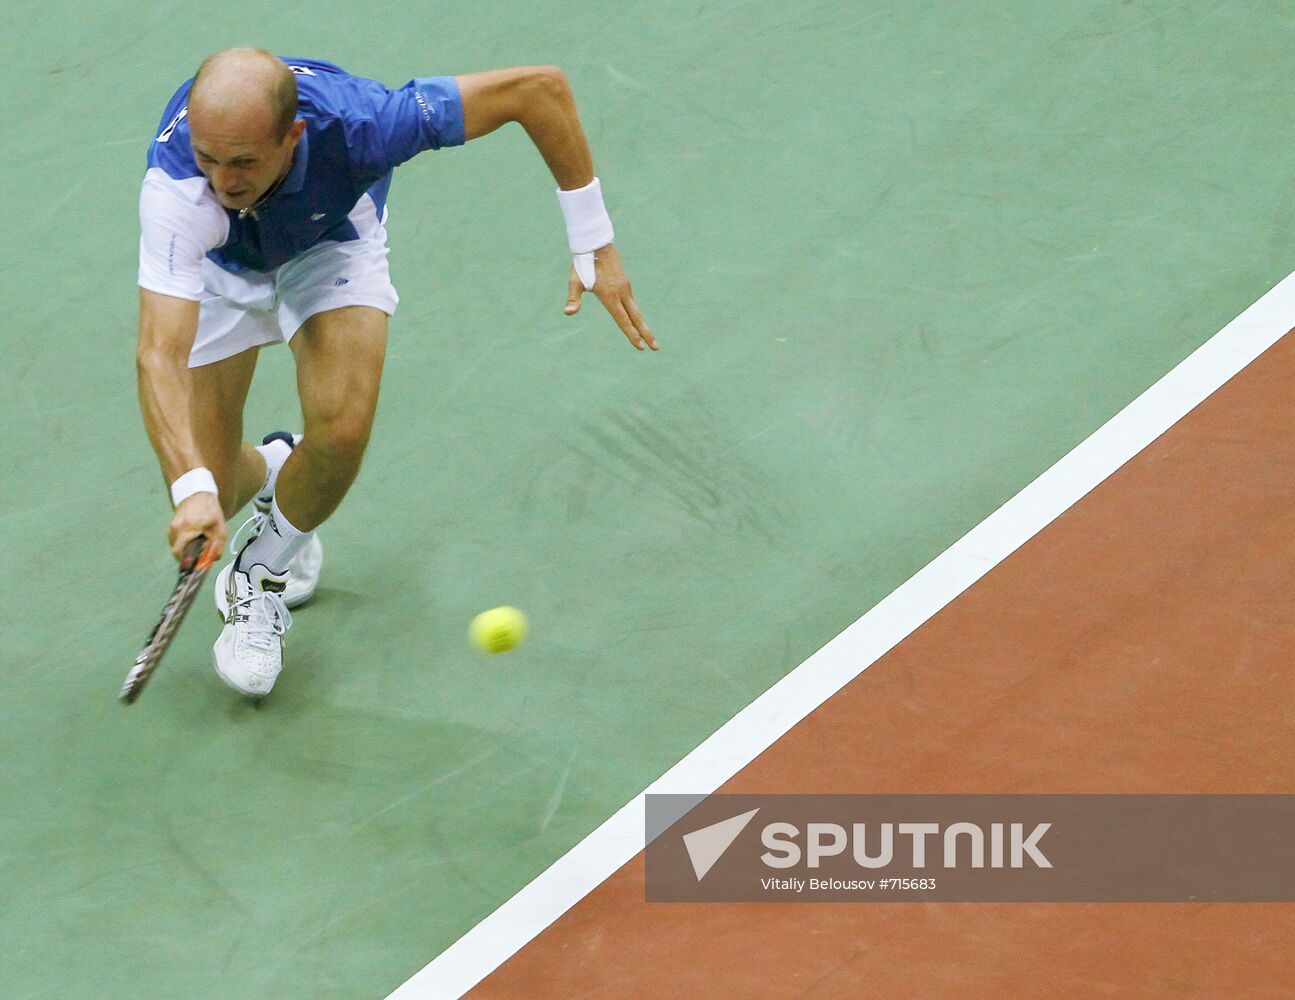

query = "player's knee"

[{"left": 305, "top": 415, "right": 372, "bottom": 474}]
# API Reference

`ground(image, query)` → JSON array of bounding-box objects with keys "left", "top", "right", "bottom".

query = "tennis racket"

[{"left": 120, "top": 535, "right": 218, "bottom": 704}]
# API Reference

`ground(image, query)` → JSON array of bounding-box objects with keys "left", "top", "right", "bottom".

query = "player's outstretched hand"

[
  {"left": 169, "top": 492, "right": 227, "bottom": 562},
  {"left": 565, "top": 244, "right": 658, "bottom": 351}
]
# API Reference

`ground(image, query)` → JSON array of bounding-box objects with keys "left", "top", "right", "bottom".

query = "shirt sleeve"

[
  {"left": 137, "top": 168, "right": 228, "bottom": 299},
  {"left": 363, "top": 75, "right": 466, "bottom": 171}
]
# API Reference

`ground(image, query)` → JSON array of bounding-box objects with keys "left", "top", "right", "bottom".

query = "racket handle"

[{"left": 181, "top": 534, "right": 215, "bottom": 572}]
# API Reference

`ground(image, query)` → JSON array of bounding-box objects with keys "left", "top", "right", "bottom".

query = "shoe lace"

[
  {"left": 233, "top": 589, "right": 292, "bottom": 654},
  {"left": 230, "top": 512, "right": 267, "bottom": 555}
]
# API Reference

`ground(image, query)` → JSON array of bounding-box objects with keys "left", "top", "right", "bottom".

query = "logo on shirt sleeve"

[
  {"left": 413, "top": 91, "right": 434, "bottom": 125},
  {"left": 156, "top": 107, "right": 187, "bottom": 143}
]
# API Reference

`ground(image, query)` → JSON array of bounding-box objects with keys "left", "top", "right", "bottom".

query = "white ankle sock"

[
  {"left": 239, "top": 496, "right": 312, "bottom": 575},
  {"left": 254, "top": 439, "right": 294, "bottom": 503}
]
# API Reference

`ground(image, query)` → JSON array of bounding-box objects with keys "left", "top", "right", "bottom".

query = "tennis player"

[{"left": 137, "top": 49, "right": 655, "bottom": 698}]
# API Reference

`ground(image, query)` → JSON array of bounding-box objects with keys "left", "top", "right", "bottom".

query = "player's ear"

[{"left": 287, "top": 118, "right": 306, "bottom": 146}]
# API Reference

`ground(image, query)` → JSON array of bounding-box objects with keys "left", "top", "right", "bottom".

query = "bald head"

[
  {"left": 186, "top": 49, "right": 306, "bottom": 211},
  {"left": 190, "top": 48, "right": 298, "bottom": 142}
]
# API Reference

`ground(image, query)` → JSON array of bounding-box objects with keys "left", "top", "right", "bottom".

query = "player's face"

[{"left": 190, "top": 119, "right": 305, "bottom": 211}]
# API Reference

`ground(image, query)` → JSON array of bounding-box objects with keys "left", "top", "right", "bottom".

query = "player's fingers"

[
  {"left": 168, "top": 517, "right": 185, "bottom": 560},
  {"left": 623, "top": 294, "right": 658, "bottom": 351},
  {"left": 565, "top": 268, "right": 583, "bottom": 315},
  {"left": 198, "top": 511, "right": 227, "bottom": 562},
  {"left": 608, "top": 300, "right": 646, "bottom": 351}
]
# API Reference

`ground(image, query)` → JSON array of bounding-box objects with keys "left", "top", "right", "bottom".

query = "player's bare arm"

[
  {"left": 136, "top": 288, "right": 228, "bottom": 560},
  {"left": 455, "top": 66, "right": 658, "bottom": 351}
]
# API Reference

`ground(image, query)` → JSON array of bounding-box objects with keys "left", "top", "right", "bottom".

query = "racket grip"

[{"left": 180, "top": 534, "right": 209, "bottom": 572}]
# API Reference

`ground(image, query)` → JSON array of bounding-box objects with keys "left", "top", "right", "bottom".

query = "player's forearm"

[
  {"left": 136, "top": 290, "right": 205, "bottom": 489},
  {"left": 515, "top": 68, "right": 595, "bottom": 191},
  {"left": 136, "top": 350, "right": 204, "bottom": 487}
]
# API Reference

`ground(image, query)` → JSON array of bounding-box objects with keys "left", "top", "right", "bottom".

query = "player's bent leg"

[
  {"left": 277, "top": 304, "right": 389, "bottom": 531},
  {"left": 229, "top": 304, "right": 385, "bottom": 581},
  {"left": 212, "top": 307, "right": 384, "bottom": 700}
]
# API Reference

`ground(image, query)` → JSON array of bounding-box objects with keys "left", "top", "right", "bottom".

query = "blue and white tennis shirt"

[{"left": 139, "top": 57, "right": 464, "bottom": 299}]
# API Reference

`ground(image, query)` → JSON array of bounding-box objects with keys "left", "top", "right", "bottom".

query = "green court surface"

[{"left": 2, "top": 2, "right": 1291, "bottom": 996}]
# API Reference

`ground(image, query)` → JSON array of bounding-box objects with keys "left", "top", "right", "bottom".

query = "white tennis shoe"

[
  {"left": 213, "top": 561, "right": 292, "bottom": 698},
  {"left": 215, "top": 512, "right": 323, "bottom": 614}
]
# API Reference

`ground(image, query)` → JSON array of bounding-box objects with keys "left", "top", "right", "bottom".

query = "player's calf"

[{"left": 274, "top": 420, "right": 372, "bottom": 531}]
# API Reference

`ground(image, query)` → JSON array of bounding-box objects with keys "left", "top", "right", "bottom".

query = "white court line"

[{"left": 387, "top": 271, "right": 1295, "bottom": 1000}]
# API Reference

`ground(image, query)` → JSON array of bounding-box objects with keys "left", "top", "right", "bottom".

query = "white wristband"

[
  {"left": 170, "top": 467, "right": 219, "bottom": 507},
  {"left": 557, "top": 177, "right": 614, "bottom": 255}
]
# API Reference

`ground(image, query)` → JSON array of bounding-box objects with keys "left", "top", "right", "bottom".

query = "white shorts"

[{"left": 188, "top": 194, "right": 399, "bottom": 368}]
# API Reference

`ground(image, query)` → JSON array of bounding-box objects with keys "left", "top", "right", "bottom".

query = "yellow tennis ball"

[{"left": 470, "top": 606, "right": 528, "bottom": 654}]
